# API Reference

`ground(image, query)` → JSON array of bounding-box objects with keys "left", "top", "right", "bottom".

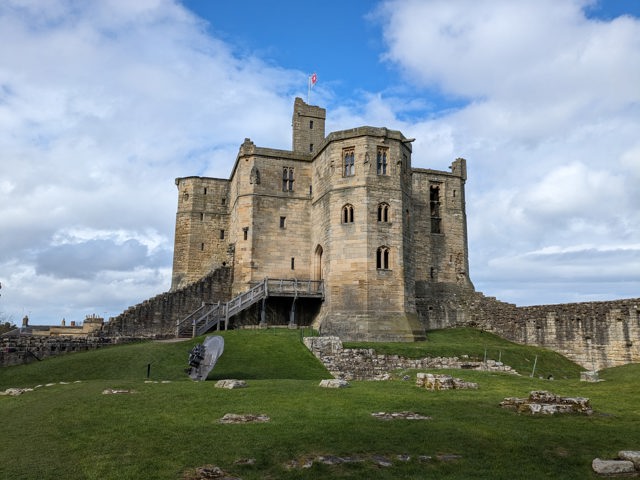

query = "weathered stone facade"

[
  {"left": 0, "top": 336, "right": 136, "bottom": 367},
  {"left": 171, "top": 98, "right": 472, "bottom": 341},
  {"left": 103, "top": 97, "right": 637, "bottom": 370},
  {"left": 303, "top": 336, "right": 516, "bottom": 381},
  {"left": 107, "top": 267, "right": 232, "bottom": 337},
  {"left": 419, "top": 290, "right": 640, "bottom": 370}
]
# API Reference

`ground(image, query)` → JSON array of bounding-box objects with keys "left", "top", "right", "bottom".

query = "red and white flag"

[{"left": 310, "top": 72, "right": 317, "bottom": 87}]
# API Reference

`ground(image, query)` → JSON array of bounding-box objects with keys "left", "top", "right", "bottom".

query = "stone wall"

[
  {"left": 417, "top": 288, "right": 640, "bottom": 370},
  {"left": 482, "top": 297, "right": 640, "bottom": 370},
  {"left": 304, "top": 336, "right": 516, "bottom": 380},
  {"left": 106, "top": 267, "right": 232, "bottom": 337},
  {"left": 412, "top": 159, "right": 472, "bottom": 290},
  {"left": 171, "top": 177, "right": 231, "bottom": 290},
  {"left": 0, "top": 336, "right": 136, "bottom": 367}
]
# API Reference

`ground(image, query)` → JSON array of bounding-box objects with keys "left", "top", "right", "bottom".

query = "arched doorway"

[{"left": 314, "top": 245, "right": 323, "bottom": 281}]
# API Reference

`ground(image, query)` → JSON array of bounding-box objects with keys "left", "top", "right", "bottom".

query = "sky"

[{"left": 0, "top": 0, "right": 639, "bottom": 326}]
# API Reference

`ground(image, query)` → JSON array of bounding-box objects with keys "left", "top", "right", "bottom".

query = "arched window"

[
  {"left": 282, "top": 167, "right": 294, "bottom": 191},
  {"left": 376, "top": 246, "right": 390, "bottom": 270},
  {"left": 377, "top": 203, "right": 390, "bottom": 222},
  {"left": 377, "top": 147, "right": 388, "bottom": 175},
  {"left": 343, "top": 148, "right": 355, "bottom": 177},
  {"left": 342, "top": 204, "right": 354, "bottom": 223},
  {"left": 430, "top": 185, "right": 441, "bottom": 233}
]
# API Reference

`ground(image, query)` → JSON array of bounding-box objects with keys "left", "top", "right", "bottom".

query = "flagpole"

[{"left": 308, "top": 73, "right": 317, "bottom": 103}]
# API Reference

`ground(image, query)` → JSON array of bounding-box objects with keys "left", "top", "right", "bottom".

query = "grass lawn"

[{"left": 1, "top": 328, "right": 638, "bottom": 479}]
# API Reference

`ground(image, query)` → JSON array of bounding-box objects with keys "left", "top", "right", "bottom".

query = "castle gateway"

[{"left": 170, "top": 98, "right": 474, "bottom": 341}]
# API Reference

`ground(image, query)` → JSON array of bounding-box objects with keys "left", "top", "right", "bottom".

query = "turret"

[{"left": 292, "top": 97, "right": 326, "bottom": 154}]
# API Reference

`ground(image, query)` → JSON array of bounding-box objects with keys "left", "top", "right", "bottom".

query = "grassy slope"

[
  {"left": 345, "top": 328, "right": 584, "bottom": 379},
  {"left": 1, "top": 328, "right": 638, "bottom": 480}
]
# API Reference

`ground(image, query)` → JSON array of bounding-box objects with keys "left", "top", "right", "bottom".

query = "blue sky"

[{"left": 0, "top": 0, "right": 639, "bottom": 325}]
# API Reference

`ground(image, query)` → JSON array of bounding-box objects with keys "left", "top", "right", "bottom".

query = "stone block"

[
  {"left": 319, "top": 379, "right": 350, "bottom": 388},
  {"left": 416, "top": 373, "right": 478, "bottom": 390},
  {"left": 215, "top": 379, "right": 247, "bottom": 389},
  {"left": 592, "top": 458, "right": 636, "bottom": 475},
  {"left": 618, "top": 451, "right": 640, "bottom": 469}
]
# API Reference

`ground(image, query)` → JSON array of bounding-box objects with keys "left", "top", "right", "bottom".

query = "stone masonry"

[
  {"left": 304, "top": 336, "right": 516, "bottom": 381},
  {"left": 102, "top": 97, "right": 638, "bottom": 371},
  {"left": 170, "top": 98, "right": 472, "bottom": 342},
  {"left": 419, "top": 290, "right": 640, "bottom": 370}
]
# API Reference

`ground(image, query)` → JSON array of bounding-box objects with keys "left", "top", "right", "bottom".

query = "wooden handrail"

[{"left": 176, "top": 278, "right": 324, "bottom": 337}]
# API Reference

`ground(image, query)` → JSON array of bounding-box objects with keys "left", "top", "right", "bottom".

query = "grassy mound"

[{"left": 1, "top": 328, "right": 638, "bottom": 479}]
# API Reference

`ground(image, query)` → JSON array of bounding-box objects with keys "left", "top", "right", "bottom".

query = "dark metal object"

[{"left": 186, "top": 335, "right": 224, "bottom": 381}]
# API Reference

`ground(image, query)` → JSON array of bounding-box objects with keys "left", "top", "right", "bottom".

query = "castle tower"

[
  {"left": 171, "top": 176, "right": 230, "bottom": 290},
  {"left": 292, "top": 97, "right": 326, "bottom": 154},
  {"left": 310, "top": 126, "right": 424, "bottom": 341},
  {"left": 169, "top": 97, "right": 474, "bottom": 339}
]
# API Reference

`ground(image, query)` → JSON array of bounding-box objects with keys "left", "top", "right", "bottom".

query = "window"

[
  {"left": 291, "top": 257, "right": 295, "bottom": 270},
  {"left": 343, "top": 148, "right": 355, "bottom": 177},
  {"left": 200, "top": 243, "right": 205, "bottom": 251},
  {"left": 377, "top": 147, "right": 388, "bottom": 175},
  {"left": 309, "top": 120, "right": 314, "bottom": 129},
  {"left": 250, "top": 166, "right": 260, "bottom": 184},
  {"left": 280, "top": 216, "right": 286, "bottom": 229},
  {"left": 200, "top": 212, "right": 204, "bottom": 221},
  {"left": 377, "top": 203, "right": 389, "bottom": 222},
  {"left": 430, "top": 185, "right": 442, "bottom": 234},
  {"left": 219, "top": 229, "right": 225, "bottom": 240},
  {"left": 376, "top": 246, "right": 390, "bottom": 270},
  {"left": 282, "top": 167, "right": 294, "bottom": 191},
  {"left": 204, "top": 187, "right": 208, "bottom": 195},
  {"left": 342, "top": 204, "right": 354, "bottom": 223},
  {"left": 243, "top": 227, "right": 249, "bottom": 241},
  {"left": 221, "top": 197, "right": 226, "bottom": 205},
  {"left": 310, "top": 143, "right": 314, "bottom": 152}
]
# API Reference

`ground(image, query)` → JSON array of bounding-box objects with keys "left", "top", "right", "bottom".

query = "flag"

[{"left": 310, "top": 72, "right": 317, "bottom": 87}]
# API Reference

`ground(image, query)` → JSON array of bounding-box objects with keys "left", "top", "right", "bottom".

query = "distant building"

[
  {"left": 170, "top": 98, "right": 473, "bottom": 341},
  {"left": 2, "top": 315, "right": 104, "bottom": 338}
]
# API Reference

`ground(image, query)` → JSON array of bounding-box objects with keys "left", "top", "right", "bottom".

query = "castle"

[
  {"left": 104, "top": 97, "right": 638, "bottom": 370},
  {"left": 170, "top": 98, "right": 474, "bottom": 341}
]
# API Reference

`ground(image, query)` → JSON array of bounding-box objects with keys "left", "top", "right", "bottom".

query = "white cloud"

[
  {"left": 376, "top": 0, "right": 640, "bottom": 304},
  {"left": 1, "top": 0, "right": 638, "bottom": 325},
  {"left": 0, "top": 0, "right": 308, "bottom": 324}
]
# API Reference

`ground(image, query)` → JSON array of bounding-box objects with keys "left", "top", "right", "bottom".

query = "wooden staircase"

[{"left": 176, "top": 278, "right": 323, "bottom": 338}]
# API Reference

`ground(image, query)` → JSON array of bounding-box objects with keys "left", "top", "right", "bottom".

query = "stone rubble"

[
  {"left": 182, "top": 464, "right": 241, "bottom": 480},
  {"left": 500, "top": 391, "right": 593, "bottom": 415},
  {"left": 319, "top": 379, "right": 349, "bottom": 388},
  {"left": 284, "top": 452, "right": 462, "bottom": 470},
  {"left": 214, "top": 379, "right": 247, "bottom": 389},
  {"left": 371, "top": 411, "right": 432, "bottom": 420},
  {"left": 102, "top": 388, "right": 136, "bottom": 395},
  {"left": 0, "top": 387, "right": 33, "bottom": 396},
  {"left": 619, "top": 451, "right": 640, "bottom": 469},
  {"left": 218, "top": 413, "right": 270, "bottom": 424},
  {"left": 1, "top": 381, "right": 82, "bottom": 396},
  {"left": 416, "top": 373, "right": 478, "bottom": 390},
  {"left": 580, "top": 370, "right": 601, "bottom": 382},
  {"left": 304, "top": 336, "right": 517, "bottom": 380},
  {"left": 592, "top": 451, "right": 640, "bottom": 476}
]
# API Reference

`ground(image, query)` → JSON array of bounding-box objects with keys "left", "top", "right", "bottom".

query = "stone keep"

[{"left": 170, "top": 98, "right": 473, "bottom": 341}]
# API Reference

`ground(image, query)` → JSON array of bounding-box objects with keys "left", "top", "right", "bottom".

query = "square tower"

[{"left": 292, "top": 97, "right": 326, "bottom": 154}]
